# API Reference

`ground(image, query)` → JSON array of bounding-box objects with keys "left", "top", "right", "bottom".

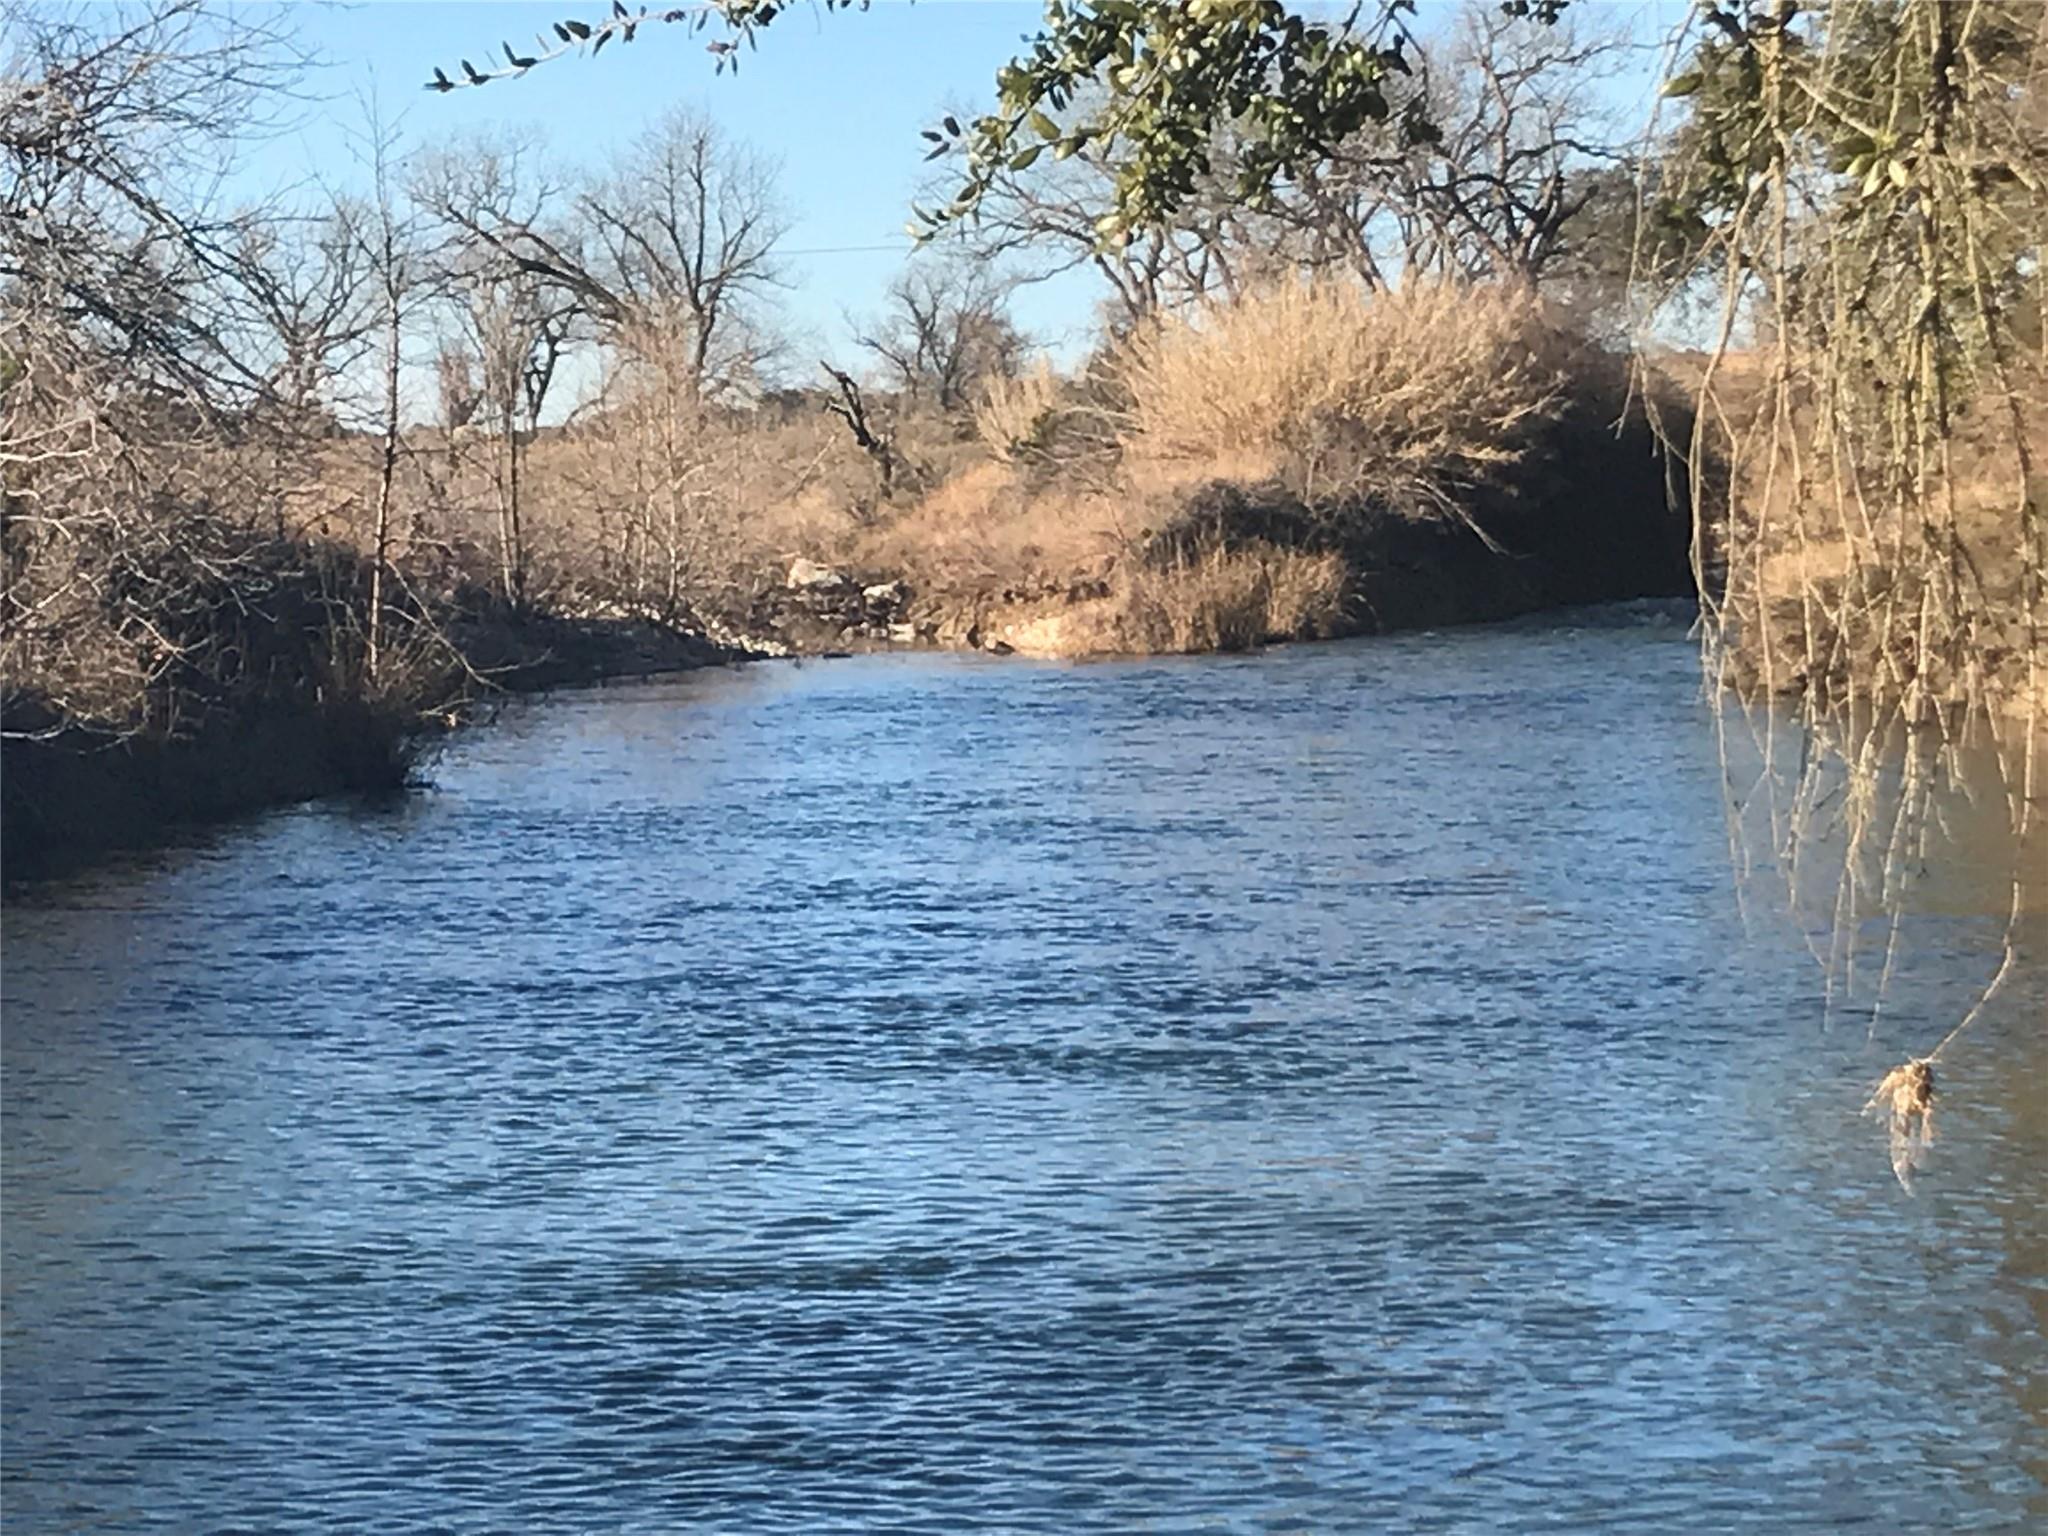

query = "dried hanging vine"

[{"left": 1643, "top": 0, "right": 2044, "bottom": 1187}]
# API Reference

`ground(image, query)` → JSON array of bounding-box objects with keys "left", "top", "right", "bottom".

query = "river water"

[{"left": 5, "top": 604, "right": 2044, "bottom": 1532}]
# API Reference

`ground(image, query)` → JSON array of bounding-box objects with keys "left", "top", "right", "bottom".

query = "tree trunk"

[{"left": 368, "top": 288, "right": 401, "bottom": 684}]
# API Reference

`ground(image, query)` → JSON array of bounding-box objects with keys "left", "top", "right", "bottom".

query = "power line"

[{"left": 779, "top": 241, "right": 910, "bottom": 256}]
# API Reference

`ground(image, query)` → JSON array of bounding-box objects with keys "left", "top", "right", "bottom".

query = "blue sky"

[
  {"left": 252, "top": 1, "right": 1677, "bottom": 376},
  {"left": 256, "top": 1, "right": 1117, "bottom": 363}
]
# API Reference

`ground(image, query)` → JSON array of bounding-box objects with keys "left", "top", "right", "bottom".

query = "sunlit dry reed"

[{"left": 1113, "top": 279, "right": 1573, "bottom": 514}]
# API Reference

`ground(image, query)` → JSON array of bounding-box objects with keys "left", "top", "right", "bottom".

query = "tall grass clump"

[
  {"left": 1114, "top": 279, "right": 1575, "bottom": 516},
  {"left": 974, "top": 361, "right": 1068, "bottom": 466},
  {"left": 1115, "top": 543, "right": 1347, "bottom": 653}
]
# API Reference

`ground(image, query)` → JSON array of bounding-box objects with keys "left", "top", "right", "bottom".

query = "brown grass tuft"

[
  {"left": 857, "top": 462, "right": 1125, "bottom": 602},
  {"left": 1113, "top": 279, "right": 1573, "bottom": 515},
  {"left": 1112, "top": 542, "right": 1347, "bottom": 654},
  {"left": 973, "top": 360, "right": 1067, "bottom": 465},
  {"left": 1864, "top": 1058, "right": 1936, "bottom": 1191}
]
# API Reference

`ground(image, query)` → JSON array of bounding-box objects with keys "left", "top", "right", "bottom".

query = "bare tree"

[
  {"left": 1, "top": 0, "right": 313, "bottom": 416},
  {"left": 408, "top": 108, "right": 786, "bottom": 403},
  {"left": 434, "top": 341, "right": 482, "bottom": 430},
  {"left": 3, "top": 0, "right": 316, "bottom": 733},
  {"left": 2, "top": 0, "right": 462, "bottom": 756},
  {"left": 470, "top": 269, "right": 571, "bottom": 611},
  {"left": 232, "top": 214, "right": 371, "bottom": 426},
  {"left": 412, "top": 137, "right": 581, "bottom": 611},
  {"left": 1290, "top": 3, "right": 1638, "bottom": 287},
  {"left": 567, "top": 109, "right": 789, "bottom": 617},
  {"left": 946, "top": 1, "right": 1635, "bottom": 317},
  {"left": 337, "top": 91, "right": 430, "bottom": 683},
  {"left": 853, "top": 255, "right": 1025, "bottom": 412},
  {"left": 577, "top": 106, "right": 788, "bottom": 401},
  {"left": 408, "top": 114, "right": 789, "bottom": 615},
  {"left": 820, "top": 363, "right": 900, "bottom": 495},
  {"left": 947, "top": 134, "right": 1254, "bottom": 329},
  {"left": 225, "top": 209, "right": 375, "bottom": 539}
]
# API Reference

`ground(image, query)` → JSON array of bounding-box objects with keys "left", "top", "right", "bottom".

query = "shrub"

[
  {"left": 1113, "top": 542, "right": 1346, "bottom": 653},
  {"left": 1113, "top": 279, "right": 1574, "bottom": 517},
  {"left": 973, "top": 361, "right": 1066, "bottom": 465}
]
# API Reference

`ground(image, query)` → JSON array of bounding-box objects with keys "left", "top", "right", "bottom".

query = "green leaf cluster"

[{"left": 915, "top": 0, "right": 1421, "bottom": 244}]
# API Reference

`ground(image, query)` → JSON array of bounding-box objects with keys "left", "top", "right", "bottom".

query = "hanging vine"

[{"left": 1643, "top": 0, "right": 2044, "bottom": 1187}]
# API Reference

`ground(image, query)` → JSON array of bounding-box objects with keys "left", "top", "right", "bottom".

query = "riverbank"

[
  {"left": 1, "top": 610, "right": 744, "bottom": 884},
  {"left": 742, "top": 474, "right": 1692, "bottom": 662},
  {"left": 6, "top": 565, "right": 1694, "bottom": 886},
  {"left": 4, "top": 283, "right": 1696, "bottom": 880},
  {"left": 721, "top": 285, "right": 1694, "bottom": 660}
]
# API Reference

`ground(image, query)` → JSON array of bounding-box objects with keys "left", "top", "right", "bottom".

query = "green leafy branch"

[
  {"left": 422, "top": 2, "right": 867, "bottom": 96},
  {"left": 428, "top": 0, "right": 1462, "bottom": 244},
  {"left": 906, "top": 0, "right": 1428, "bottom": 244}
]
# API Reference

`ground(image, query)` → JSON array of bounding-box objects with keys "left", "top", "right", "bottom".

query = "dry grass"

[
  {"left": 263, "top": 279, "right": 1665, "bottom": 666},
  {"left": 840, "top": 279, "right": 1678, "bottom": 658},
  {"left": 973, "top": 360, "right": 1067, "bottom": 465},
  {"left": 453, "top": 405, "right": 875, "bottom": 625},
  {"left": 1113, "top": 279, "right": 1574, "bottom": 514},
  {"left": 12, "top": 281, "right": 1668, "bottom": 706},
  {"left": 1864, "top": 1058, "right": 1936, "bottom": 1192},
  {"left": 856, "top": 462, "right": 1126, "bottom": 600},
  {"left": 1114, "top": 543, "right": 1347, "bottom": 653},
  {"left": 988, "top": 541, "right": 1346, "bottom": 657}
]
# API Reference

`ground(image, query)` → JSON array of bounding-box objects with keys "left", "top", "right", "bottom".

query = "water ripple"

[{"left": 5, "top": 611, "right": 2045, "bottom": 1532}]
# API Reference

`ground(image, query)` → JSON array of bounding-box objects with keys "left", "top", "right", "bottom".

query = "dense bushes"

[
  {"left": 823, "top": 278, "right": 1692, "bottom": 657},
  {"left": 1115, "top": 281, "right": 1573, "bottom": 516},
  {"left": 2, "top": 500, "right": 454, "bottom": 740}
]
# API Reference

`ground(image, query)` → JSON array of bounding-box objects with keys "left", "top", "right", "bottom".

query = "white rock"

[{"left": 787, "top": 558, "right": 848, "bottom": 590}]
